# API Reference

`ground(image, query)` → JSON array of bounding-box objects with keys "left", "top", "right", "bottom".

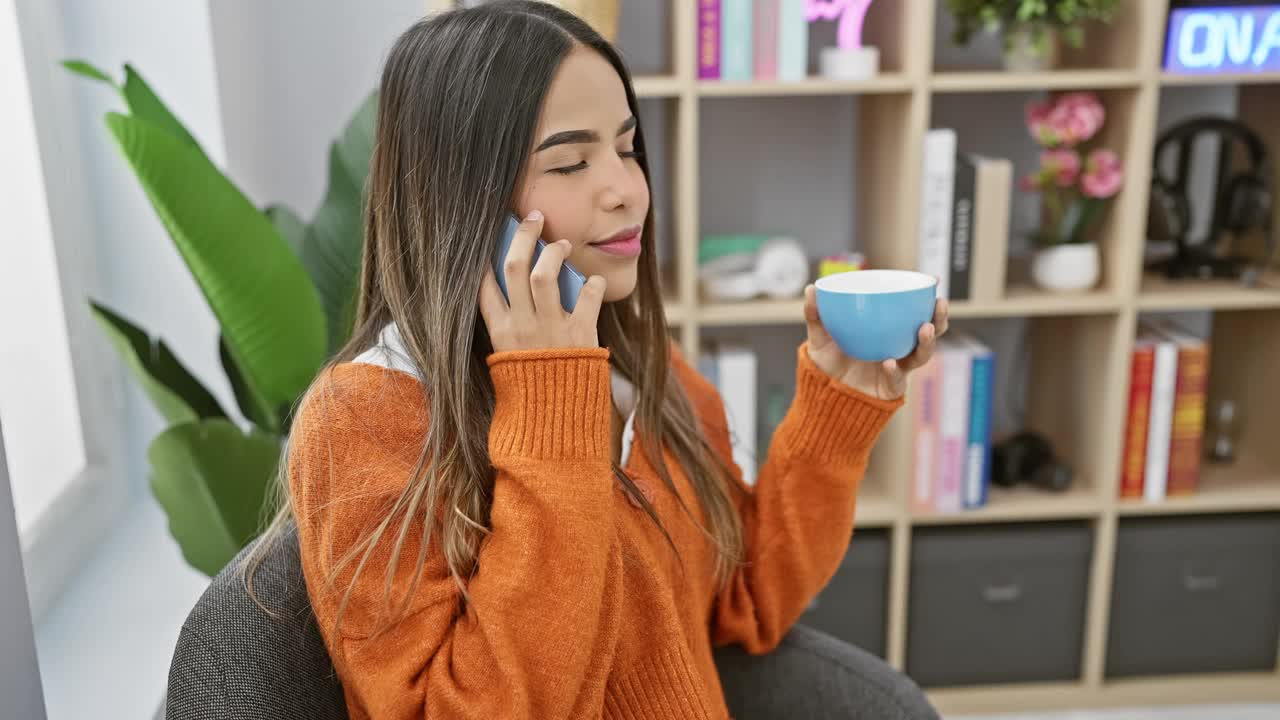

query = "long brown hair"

[{"left": 246, "top": 0, "right": 745, "bottom": 638}]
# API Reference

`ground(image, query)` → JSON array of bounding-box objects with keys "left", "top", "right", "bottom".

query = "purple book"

[{"left": 698, "top": 0, "right": 720, "bottom": 79}]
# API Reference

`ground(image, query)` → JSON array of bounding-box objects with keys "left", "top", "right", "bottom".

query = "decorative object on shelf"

[
  {"left": 1020, "top": 91, "right": 1123, "bottom": 292},
  {"left": 698, "top": 234, "right": 810, "bottom": 301},
  {"left": 813, "top": 269, "right": 936, "bottom": 362},
  {"left": 991, "top": 430, "right": 1073, "bottom": 493},
  {"left": 818, "top": 251, "right": 866, "bottom": 277},
  {"left": 806, "top": 0, "right": 880, "bottom": 79},
  {"left": 1162, "top": 4, "right": 1280, "bottom": 76},
  {"left": 943, "top": 0, "right": 1121, "bottom": 72},
  {"left": 1206, "top": 399, "right": 1240, "bottom": 465},
  {"left": 1146, "top": 115, "right": 1276, "bottom": 287},
  {"left": 537, "top": 0, "right": 619, "bottom": 42}
]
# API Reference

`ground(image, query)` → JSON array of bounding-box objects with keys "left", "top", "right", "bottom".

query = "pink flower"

[
  {"left": 1081, "top": 149, "right": 1123, "bottom": 198},
  {"left": 1026, "top": 92, "right": 1106, "bottom": 147},
  {"left": 1041, "top": 149, "right": 1081, "bottom": 187}
]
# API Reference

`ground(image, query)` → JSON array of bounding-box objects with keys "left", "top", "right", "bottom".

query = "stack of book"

[
  {"left": 1119, "top": 320, "right": 1211, "bottom": 502},
  {"left": 916, "top": 128, "right": 1014, "bottom": 302},
  {"left": 910, "top": 332, "right": 996, "bottom": 513},
  {"left": 698, "top": 0, "right": 808, "bottom": 82},
  {"left": 698, "top": 342, "right": 759, "bottom": 486}
]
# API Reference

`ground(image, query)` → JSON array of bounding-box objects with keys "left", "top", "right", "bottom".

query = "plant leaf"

[
  {"left": 148, "top": 419, "right": 281, "bottom": 576},
  {"left": 218, "top": 334, "right": 275, "bottom": 431},
  {"left": 265, "top": 204, "right": 307, "bottom": 257},
  {"left": 305, "top": 144, "right": 365, "bottom": 354},
  {"left": 121, "top": 64, "right": 202, "bottom": 150},
  {"left": 89, "top": 300, "right": 227, "bottom": 425},
  {"left": 61, "top": 59, "right": 116, "bottom": 87},
  {"left": 104, "top": 112, "right": 327, "bottom": 432},
  {"left": 336, "top": 90, "right": 378, "bottom": 184}
]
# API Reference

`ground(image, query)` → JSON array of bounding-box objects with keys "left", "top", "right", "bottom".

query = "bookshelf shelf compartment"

[
  {"left": 855, "top": 493, "right": 899, "bottom": 528},
  {"left": 1160, "top": 72, "right": 1280, "bottom": 87},
  {"left": 930, "top": 70, "right": 1141, "bottom": 93},
  {"left": 1138, "top": 273, "right": 1280, "bottom": 311},
  {"left": 697, "top": 75, "right": 913, "bottom": 97},
  {"left": 1119, "top": 455, "right": 1280, "bottom": 517},
  {"left": 912, "top": 485, "right": 1102, "bottom": 526},
  {"left": 633, "top": 75, "right": 685, "bottom": 98},
  {"left": 950, "top": 287, "right": 1122, "bottom": 318}
]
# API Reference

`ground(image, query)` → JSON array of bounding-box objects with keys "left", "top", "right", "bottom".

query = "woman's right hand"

[{"left": 479, "top": 210, "right": 608, "bottom": 352}]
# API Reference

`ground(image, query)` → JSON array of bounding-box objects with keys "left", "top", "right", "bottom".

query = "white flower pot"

[{"left": 1032, "top": 243, "right": 1100, "bottom": 292}]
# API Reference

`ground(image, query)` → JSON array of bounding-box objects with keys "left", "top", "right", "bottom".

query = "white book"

[
  {"left": 918, "top": 128, "right": 957, "bottom": 300},
  {"left": 716, "top": 344, "right": 758, "bottom": 486},
  {"left": 1143, "top": 327, "right": 1179, "bottom": 503}
]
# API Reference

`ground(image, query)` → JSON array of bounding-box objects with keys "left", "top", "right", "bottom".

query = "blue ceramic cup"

[{"left": 814, "top": 270, "right": 938, "bottom": 362}]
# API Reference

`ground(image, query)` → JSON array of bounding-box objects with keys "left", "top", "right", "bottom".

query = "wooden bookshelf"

[
  {"left": 651, "top": 0, "right": 1280, "bottom": 713},
  {"left": 430, "top": 0, "right": 1280, "bottom": 714}
]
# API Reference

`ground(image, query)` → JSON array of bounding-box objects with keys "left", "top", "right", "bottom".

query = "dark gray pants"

[{"left": 714, "top": 624, "right": 940, "bottom": 720}]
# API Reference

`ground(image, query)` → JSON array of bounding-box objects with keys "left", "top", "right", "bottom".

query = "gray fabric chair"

[{"left": 164, "top": 526, "right": 939, "bottom": 720}]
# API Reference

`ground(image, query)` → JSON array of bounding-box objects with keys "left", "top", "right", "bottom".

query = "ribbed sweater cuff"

[
  {"left": 486, "top": 347, "right": 613, "bottom": 461},
  {"left": 771, "top": 342, "right": 904, "bottom": 468}
]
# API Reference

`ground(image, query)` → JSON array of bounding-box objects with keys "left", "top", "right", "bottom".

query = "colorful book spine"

[
  {"left": 716, "top": 343, "right": 758, "bottom": 486},
  {"left": 697, "top": 0, "right": 721, "bottom": 80},
  {"left": 962, "top": 337, "right": 993, "bottom": 509},
  {"left": 720, "top": 0, "right": 753, "bottom": 81},
  {"left": 1164, "top": 331, "right": 1209, "bottom": 495},
  {"left": 1119, "top": 340, "right": 1155, "bottom": 499},
  {"left": 935, "top": 338, "right": 970, "bottom": 513},
  {"left": 777, "top": 0, "right": 807, "bottom": 81},
  {"left": 753, "top": 0, "right": 779, "bottom": 80},
  {"left": 911, "top": 355, "right": 942, "bottom": 514}
]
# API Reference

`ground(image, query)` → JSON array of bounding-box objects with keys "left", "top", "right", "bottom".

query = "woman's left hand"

[{"left": 802, "top": 283, "right": 950, "bottom": 401}]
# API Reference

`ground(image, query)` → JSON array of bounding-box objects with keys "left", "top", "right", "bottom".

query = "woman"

[{"left": 253, "top": 2, "right": 947, "bottom": 718}]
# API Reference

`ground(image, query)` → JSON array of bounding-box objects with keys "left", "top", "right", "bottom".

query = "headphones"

[
  {"left": 1148, "top": 115, "right": 1276, "bottom": 283},
  {"left": 698, "top": 236, "right": 810, "bottom": 302}
]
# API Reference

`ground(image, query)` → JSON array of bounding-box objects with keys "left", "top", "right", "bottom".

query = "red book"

[
  {"left": 1155, "top": 323, "right": 1210, "bottom": 495},
  {"left": 1119, "top": 339, "right": 1155, "bottom": 499}
]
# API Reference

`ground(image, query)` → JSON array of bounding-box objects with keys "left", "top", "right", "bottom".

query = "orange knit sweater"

[{"left": 288, "top": 340, "right": 902, "bottom": 720}]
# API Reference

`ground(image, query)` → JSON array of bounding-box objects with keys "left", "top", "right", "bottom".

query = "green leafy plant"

[
  {"left": 944, "top": 0, "right": 1121, "bottom": 53},
  {"left": 63, "top": 60, "right": 376, "bottom": 575}
]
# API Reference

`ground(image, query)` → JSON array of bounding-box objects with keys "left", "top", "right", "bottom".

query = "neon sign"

[{"left": 1164, "top": 6, "right": 1280, "bottom": 73}]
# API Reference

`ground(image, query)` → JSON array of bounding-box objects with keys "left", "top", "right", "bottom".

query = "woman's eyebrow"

[{"left": 535, "top": 115, "right": 638, "bottom": 153}]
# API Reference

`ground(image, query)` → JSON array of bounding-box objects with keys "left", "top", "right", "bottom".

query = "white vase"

[
  {"left": 1003, "top": 25, "right": 1059, "bottom": 72},
  {"left": 1031, "top": 243, "right": 1100, "bottom": 292}
]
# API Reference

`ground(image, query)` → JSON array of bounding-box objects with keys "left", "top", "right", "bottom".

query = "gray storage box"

[
  {"left": 1106, "top": 513, "right": 1280, "bottom": 679},
  {"left": 906, "top": 521, "right": 1094, "bottom": 688},
  {"left": 800, "top": 529, "right": 890, "bottom": 658}
]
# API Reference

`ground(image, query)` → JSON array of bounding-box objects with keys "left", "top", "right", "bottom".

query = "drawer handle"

[
  {"left": 981, "top": 583, "right": 1023, "bottom": 603},
  {"left": 1183, "top": 573, "right": 1221, "bottom": 592}
]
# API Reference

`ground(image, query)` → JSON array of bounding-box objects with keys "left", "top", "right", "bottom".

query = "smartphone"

[{"left": 493, "top": 215, "right": 587, "bottom": 313}]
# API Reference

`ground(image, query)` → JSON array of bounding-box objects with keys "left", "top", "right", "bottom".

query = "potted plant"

[
  {"left": 1020, "top": 91, "right": 1123, "bottom": 292},
  {"left": 62, "top": 60, "right": 375, "bottom": 576},
  {"left": 944, "top": 0, "right": 1121, "bottom": 72}
]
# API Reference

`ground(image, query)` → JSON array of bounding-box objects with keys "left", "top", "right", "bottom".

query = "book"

[
  {"left": 777, "top": 0, "right": 807, "bottom": 81},
  {"left": 910, "top": 354, "right": 942, "bottom": 514},
  {"left": 958, "top": 333, "right": 994, "bottom": 510},
  {"left": 935, "top": 336, "right": 972, "bottom": 513},
  {"left": 720, "top": 0, "right": 753, "bottom": 82},
  {"left": 1141, "top": 324, "right": 1179, "bottom": 502},
  {"left": 715, "top": 342, "right": 758, "bottom": 486},
  {"left": 1118, "top": 338, "right": 1156, "bottom": 499},
  {"left": 753, "top": 0, "right": 779, "bottom": 81},
  {"left": 967, "top": 154, "right": 1013, "bottom": 302},
  {"left": 697, "top": 0, "right": 721, "bottom": 80},
  {"left": 918, "top": 129, "right": 957, "bottom": 300},
  {"left": 1152, "top": 320, "right": 1210, "bottom": 496},
  {"left": 950, "top": 154, "right": 977, "bottom": 301}
]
